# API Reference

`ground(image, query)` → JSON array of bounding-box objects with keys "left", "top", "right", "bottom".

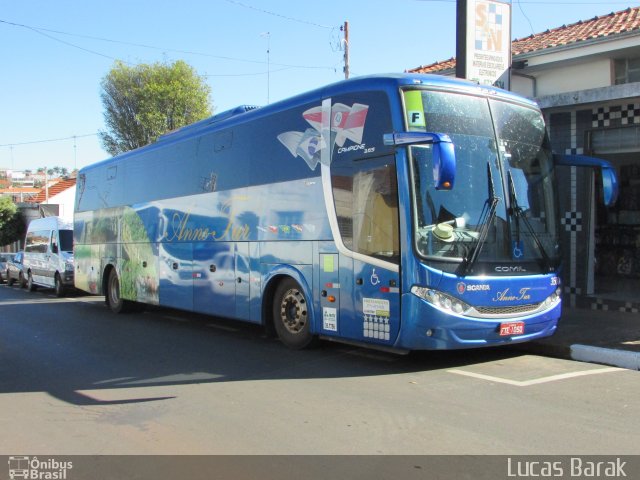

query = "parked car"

[
  {"left": 0, "top": 252, "right": 16, "bottom": 284},
  {"left": 23, "top": 216, "right": 74, "bottom": 296},
  {"left": 6, "top": 251, "right": 26, "bottom": 288}
]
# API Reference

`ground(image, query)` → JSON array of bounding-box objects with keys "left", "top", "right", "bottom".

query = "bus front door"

[
  {"left": 352, "top": 260, "right": 401, "bottom": 347},
  {"left": 333, "top": 255, "right": 400, "bottom": 347}
]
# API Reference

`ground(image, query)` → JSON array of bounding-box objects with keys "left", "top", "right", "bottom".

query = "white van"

[{"left": 23, "top": 216, "right": 74, "bottom": 296}]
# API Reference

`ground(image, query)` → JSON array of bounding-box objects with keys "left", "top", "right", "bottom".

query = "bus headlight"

[
  {"left": 411, "top": 286, "right": 471, "bottom": 315},
  {"left": 65, "top": 261, "right": 74, "bottom": 272},
  {"left": 542, "top": 287, "right": 562, "bottom": 309}
]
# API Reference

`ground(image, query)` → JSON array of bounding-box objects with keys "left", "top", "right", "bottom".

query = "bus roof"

[{"left": 81, "top": 73, "right": 538, "bottom": 172}]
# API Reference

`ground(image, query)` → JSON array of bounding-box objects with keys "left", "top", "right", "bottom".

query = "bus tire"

[
  {"left": 272, "top": 278, "right": 315, "bottom": 349},
  {"left": 27, "top": 271, "right": 37, "bottom": 292},
  {"left": 106, "top": 269, "right": 131, "bottom": 314},
  {"left": 54, "top": 273, "right": 65, "bottom": 297}
]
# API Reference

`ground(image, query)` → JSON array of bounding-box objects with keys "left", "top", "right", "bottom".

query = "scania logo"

[
  {"left": 495, "top": 266, "right": 527, "bottom": 273},
  {"left": 457, "top": 282, "right": 490, "bottom": 294}
]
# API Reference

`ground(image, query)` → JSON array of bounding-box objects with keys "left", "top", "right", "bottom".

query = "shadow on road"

[{"left": 0, "top": 285, "right": 524, "bottom": 406}]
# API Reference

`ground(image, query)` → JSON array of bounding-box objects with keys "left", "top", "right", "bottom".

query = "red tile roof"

[
  {"left": 0, "top": 187, "right": 41, "bottom": 203},
  {"left": 32, "top": 178, "right": 76, "bottom": 204},
  {"left": 411, "top": 57, "right": 457, "bottom": 74},
  {"left": 513, "top": 6, "right": 640, "bottom": 55},
  {"left": 409, "top": 6, "right": 640, "bottom": 74},
  {"left": 0, "top": 187, "right": 40, "bottom": 195}
]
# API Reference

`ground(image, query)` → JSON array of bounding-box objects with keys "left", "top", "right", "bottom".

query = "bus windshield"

[{"left": 406, "top": 89, "right": 559, "bottom": 273}]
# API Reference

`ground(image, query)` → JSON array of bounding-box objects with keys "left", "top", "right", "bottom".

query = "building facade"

[
  {"left": 409, "top": 7, "right": 640, "bottom": 312},
  {"left": 30, "top": 177, "right": 77, "bottom": 223}
]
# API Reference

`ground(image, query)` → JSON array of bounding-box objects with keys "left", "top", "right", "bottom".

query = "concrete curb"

[
  {"left": 570, "top": 344, "right": 640, "bottom": 371},
  {"left": 510, "top": 342, "right": 640, "bottom": 371}
]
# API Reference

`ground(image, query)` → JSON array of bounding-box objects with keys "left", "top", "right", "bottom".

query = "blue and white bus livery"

[{"left": 73, "top": 73, "right": 617, "bottom": 352}]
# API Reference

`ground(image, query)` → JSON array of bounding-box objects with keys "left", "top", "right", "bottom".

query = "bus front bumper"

[{"left": 395, "top": 294, "right": 561, "bottom": 351}]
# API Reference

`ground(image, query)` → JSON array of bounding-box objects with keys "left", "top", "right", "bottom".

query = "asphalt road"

[{"left": 1, "top": 283, "right": 639, "bottom": 456}]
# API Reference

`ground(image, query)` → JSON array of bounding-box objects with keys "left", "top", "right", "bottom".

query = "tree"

[
  {"left": 99, "top": 60, "right": 213, "bottom": 156},
  {"left": 38, "top": 166, "right": 70, "bottom": 179},
  {"left": 0, "top": 197, "right": 25, "bottom": 247}
]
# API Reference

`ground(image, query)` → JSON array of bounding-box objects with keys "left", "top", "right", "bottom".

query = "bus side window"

[{"left": 332, "top": 155, "right": 400, "bottom": 263}]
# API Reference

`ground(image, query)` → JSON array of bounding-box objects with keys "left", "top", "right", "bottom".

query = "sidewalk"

[{"left": 515, "top": 305, "right": 640, "bottom": 370}]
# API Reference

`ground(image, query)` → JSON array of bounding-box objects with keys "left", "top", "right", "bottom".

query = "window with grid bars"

[{"left": 614, "top": 58, "right": 640, "bottom": 85}]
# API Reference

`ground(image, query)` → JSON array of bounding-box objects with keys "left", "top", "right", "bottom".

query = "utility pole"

[
  {"left": 456, "top": 0, "right": 468, "bottom": 80},
  {"left": 342, "top": 21, "right": 349, "bottom": 79},
  {"left": 261, "top": 32, "right": 271, "bottom": 104}
]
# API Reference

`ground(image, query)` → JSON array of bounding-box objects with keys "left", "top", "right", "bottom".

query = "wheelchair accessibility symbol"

[
  {"left": 370, "top": 268, "right": 380, "bottom": 286},
  {"left": 512, "top": 240, "right": 524, "bottom": 259}
]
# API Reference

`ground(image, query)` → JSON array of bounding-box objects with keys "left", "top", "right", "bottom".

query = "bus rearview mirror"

[
  {"left": 553, "top": 154, "right": 619, "bottom": 207},
  {"left": 601, "top": 166, "right": 618, "bottom": 206},
  {"left": 432, "top": 141, "right": 456, "bottom": 190},
  {"left": 384, "top": 131, "right": 456, "bottom": 190}
]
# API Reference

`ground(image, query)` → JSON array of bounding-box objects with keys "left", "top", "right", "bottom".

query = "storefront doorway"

[{"left": 591, "top": 126, "right": 640, "bottom": 302}]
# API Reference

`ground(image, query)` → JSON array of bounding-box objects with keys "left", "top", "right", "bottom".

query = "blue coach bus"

[{"left": 74, "top": 73, "right": 617, "bottom": 352}]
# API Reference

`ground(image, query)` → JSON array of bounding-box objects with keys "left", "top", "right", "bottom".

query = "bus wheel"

[
  {"left": 27, "top": 272, "right": 37, "bottom": 292},
  {"left": 54, "top": 273, "right": 65, "bottom": 297},
  {"left": 272, "top": 278, "right": 315, "bottom": 349},
  {"left": 107, "top": 269, "right": 129, "bottom": 314}
]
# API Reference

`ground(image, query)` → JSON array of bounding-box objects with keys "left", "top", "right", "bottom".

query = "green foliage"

[
  {"left": 120, "top": 208, "right": 158, "bottom": 301},
  {"left": 99, "top": 60, "right": 213, "bottom": 156},
  {"left": 0, "top": 197, "right": 25, "bottom": 246}
]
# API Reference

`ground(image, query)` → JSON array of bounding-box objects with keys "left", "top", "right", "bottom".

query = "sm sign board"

[{"left": 457, "top": 0, "right": 511, "bottom": 89}]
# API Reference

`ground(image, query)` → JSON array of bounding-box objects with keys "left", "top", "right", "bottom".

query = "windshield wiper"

[
  {"left": 462, "top": 162, "right": 500, "bottom": 275},
  {"left": 507, "top": 171, "right": 552, "bottom": 270}
]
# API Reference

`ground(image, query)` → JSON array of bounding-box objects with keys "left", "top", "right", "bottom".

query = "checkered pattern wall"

[
  {"left": 562, "top": 211, "right": 582, "bottom": 232},
  {"left": 592, "top": 103, "right": 640, "bottom": 128},
  {"left": 548, "top": 100, "right": 640, "bottom": 313}
]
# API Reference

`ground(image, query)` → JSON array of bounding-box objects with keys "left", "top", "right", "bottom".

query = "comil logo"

[{"left": 8, "top": 456, "right": 73, "bottom": 480}]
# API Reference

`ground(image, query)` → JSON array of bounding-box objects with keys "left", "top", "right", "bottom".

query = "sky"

[{"left": 1, "top": 0, "right": 638, "bottom": 173}]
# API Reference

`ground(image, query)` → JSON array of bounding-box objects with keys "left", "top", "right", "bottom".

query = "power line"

[
  {"left": 223, "top": 0, "right": 333, "bottom": 29},
  {"left": 516, "top": 1, "right": 634, "bottom": 3},
  {"left": 202, "top": 66, "right": 292, "bottom": 77},
  {"left": 0, "top": 133, "right": 98, "bottom": 148},
  {"left": 415, "top": 0, "right": 637, "bottom": 3},
  {"left": 517, "top": 0, "right": 536, "bottom": 35},
  {"left": 0, "top": 18, "right": 261, "bottom": 65},
  {"left": 0, "top": 19, "right": 125, "bottom": 63},
  {"left": 0, "top": 18, "right": 335, "bottom": 72}
]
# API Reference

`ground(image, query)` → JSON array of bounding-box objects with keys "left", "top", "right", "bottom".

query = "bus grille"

[{"left": 475, "top": 303, "right": 542, "bottom": 316}]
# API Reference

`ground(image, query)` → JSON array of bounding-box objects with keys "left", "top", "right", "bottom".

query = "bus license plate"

[{"left": 499, "top": 322, "right": 524, "bottom": 336}]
